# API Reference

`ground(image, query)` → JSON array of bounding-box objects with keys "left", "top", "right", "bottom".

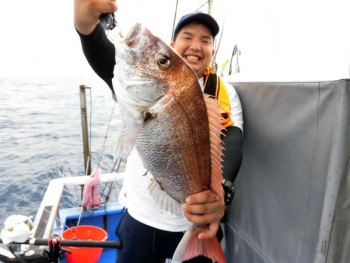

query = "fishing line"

[
  {"left": 83, "top": 98, "right": 117, "bottom": 209},
  {"left": 211, "top": 10, "right": 225, "bottom": 72},
  {"left": 97, "top": 102, "right": 120, "bottom": 206},
  {"left": 100, "top": 144, "right": 129, "bottom": 206},
  {"left": 77, "top": 88, "right": 118, "bottom": 226},
  {"left": 196, "top": 1, "right": 209, "bottom": 12},
  {"left": 97, "top": 102, "right": 116, "bottom": 168},
  {"left": 171, "top": 0, "right": 179, "bottom": 40},
  {"left": 43, "top": 205, "right": 82, "bottom": 240},
  {"left": 101, "top": 108, "right": 146, "bottom": 205},
  {"left": 42, "top": 208, "right": 70, "bottom": 230}
]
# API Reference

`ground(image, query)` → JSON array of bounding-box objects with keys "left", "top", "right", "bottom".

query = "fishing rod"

[
  {"left": 0, "top": 237, "right": 122, "bottom": 263},
  {"left": 0, "top": 237, "right": 122, "bottom": 248}
]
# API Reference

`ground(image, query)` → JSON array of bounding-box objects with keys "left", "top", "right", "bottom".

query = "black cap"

[{"left": 173, "top": 11, "right": 219, "bottom": 41}]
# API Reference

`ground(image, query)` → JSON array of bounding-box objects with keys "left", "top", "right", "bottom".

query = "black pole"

[{"left": 0, "top": 238, "right": 122, "bottom": 249}]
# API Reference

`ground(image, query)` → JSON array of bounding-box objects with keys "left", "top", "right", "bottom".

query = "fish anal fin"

[{"left": 172, "top": 225, "right": 227, "bottom": 263}]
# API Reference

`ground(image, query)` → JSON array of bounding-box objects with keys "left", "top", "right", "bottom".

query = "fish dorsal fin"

[
  {"left": 204, "top": 94, "right": 225, "bottom": 198},
  {"left": 148, "top": 178, "right": 183, "bottom": 216}
]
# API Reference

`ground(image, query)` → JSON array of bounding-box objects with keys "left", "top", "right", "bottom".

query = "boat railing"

[{"left": 32, "top": 173, "right": 124, "bottom": 242}]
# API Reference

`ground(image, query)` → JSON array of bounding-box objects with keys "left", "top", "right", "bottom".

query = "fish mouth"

[{"left": 123, "top": 23, "right": 143, "bottom": 48}]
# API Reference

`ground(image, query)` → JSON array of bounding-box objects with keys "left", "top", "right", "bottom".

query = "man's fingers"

[
  {"left": 101, "top": 0, "right": 118, "bottom": 13},
  {"left": 182, "top": 204, "right": 224, "bottom": 225},
  {"left": 182, "top": 199, "right": 224, "bottom": 215},
  {"left": 183, "top": 211, "right": 216, "bottom": 225},
  {"left": 198, "top": 221, "right": 220, "bottom": 239},
  {"left": 89, "top": 0, "right": 118, "bottom": 15},
  {"left": 186, "top": 190, "right": 217, "bottom": 204}
]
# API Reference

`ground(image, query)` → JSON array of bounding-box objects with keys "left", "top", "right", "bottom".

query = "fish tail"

[{"left": 172, "top": 225, "right": 227, "bottom": 263}]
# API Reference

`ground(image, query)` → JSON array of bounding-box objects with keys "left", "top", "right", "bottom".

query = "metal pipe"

[
  {"left": 208, "top": 0, "right": 216, "bottom": 17},
  {"left": 79, "top": 85, "right": 91, "bottom": 176}
]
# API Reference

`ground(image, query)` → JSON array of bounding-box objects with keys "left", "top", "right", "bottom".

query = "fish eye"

[{"left": 156, "top": 55, "right": 172, "bottom": 69}]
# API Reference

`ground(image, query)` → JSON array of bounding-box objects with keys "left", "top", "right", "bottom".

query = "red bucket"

[{"left": 61, "top": 225, "right": 108, "bottom": 263}]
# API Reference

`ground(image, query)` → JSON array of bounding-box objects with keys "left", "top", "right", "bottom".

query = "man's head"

[{"left": 171, "top": 12, "right": 219, "bottom": 78}]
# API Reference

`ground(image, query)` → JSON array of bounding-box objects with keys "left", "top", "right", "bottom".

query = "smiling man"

[
  {"left": 74, "top": 1, "right": 243, "bottom": 262},
  {"left": 171, "top": 14, "right": 217, "bottom": 78}
]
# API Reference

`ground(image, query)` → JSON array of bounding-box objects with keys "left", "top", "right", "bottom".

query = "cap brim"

[{"left": 174, "top": 13, "right": 219, "bottom": 39}]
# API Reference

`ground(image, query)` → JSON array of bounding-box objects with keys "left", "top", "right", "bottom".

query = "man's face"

[{"left": 171, "top": 22, "right": 215, "bottom": 78}]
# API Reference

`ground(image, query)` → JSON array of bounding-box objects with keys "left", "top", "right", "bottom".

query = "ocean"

[{"left": 0, "top": 76, "right": 123, "bottom": 228}]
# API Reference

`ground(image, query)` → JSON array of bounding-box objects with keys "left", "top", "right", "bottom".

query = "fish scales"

[{"left": 137, "top": 79, "right": 212, "bottom": 203}]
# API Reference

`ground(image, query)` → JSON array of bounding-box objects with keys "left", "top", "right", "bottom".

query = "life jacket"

[{"left": 203, "top": 66, "right": 234, "bottom": 128}]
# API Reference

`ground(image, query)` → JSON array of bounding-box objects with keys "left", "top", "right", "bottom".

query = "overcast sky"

[{"left": 0, "top": 0, "right": 349, "bottom": 81}]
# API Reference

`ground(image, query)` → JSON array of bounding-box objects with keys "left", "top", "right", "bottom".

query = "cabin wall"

[{"left": 225, "top": 79, "right": 350, "bottom": 263}]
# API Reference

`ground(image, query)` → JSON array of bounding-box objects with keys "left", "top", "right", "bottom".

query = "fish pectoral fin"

[
  {"left": 113, "top": 121, "right": 144, "bottom": 172},
  {"left": 148, "top": 178, "right": 182, "bottom": 216}
]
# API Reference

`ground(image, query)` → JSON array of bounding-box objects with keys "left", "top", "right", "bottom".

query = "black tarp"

[{"left": 225, "top": 79, "right": 350, "bottom": 263}]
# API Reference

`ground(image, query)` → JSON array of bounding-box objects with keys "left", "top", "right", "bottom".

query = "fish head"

[
  {"left": 113, "top": 23, "right": 198, "bottom": 109},
  {"left": 111, "top": 23, "right": 201, "bottom": 169}
]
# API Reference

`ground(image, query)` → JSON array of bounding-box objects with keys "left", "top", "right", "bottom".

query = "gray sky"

[{"left": 0, "top": 0, "right": 349, "bottom": 81}]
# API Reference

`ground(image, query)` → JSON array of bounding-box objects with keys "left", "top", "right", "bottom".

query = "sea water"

[{"left": 0, "top": 76, "right": 123, "bottom": 228}]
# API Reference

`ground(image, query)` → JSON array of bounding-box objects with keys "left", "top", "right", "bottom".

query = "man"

[{"left": 74, "top": 1, "right": 243, "bottom": 262}]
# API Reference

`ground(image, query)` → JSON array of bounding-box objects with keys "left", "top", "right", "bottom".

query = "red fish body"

[{"left": 112, "top": 23, "right": 226, "bottom": 263}]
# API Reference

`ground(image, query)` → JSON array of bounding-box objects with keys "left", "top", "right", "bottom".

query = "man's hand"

[
  {"left": 74, "top": 0, "right": 118, "bottom": 35},
  {"left": 182, "top": 190, "right": 225, "bottom": 239}
]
